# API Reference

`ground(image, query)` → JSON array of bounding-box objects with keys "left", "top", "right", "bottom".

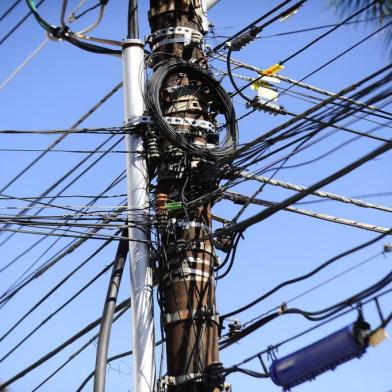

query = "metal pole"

[{"left": 122, "top": 6, "right": 156, "bottom": 391}]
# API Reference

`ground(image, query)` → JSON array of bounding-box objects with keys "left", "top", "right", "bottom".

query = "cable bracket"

[
  {"left": 146, "top": 26, "right": 203, "bottom": 50},
  {"left": 164, "top": 305, "right": 218, "bottom": 325}
]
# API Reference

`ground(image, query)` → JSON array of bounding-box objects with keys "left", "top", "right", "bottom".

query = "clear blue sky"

[{"left": 0, "top": 1, "right": 391, "bottom": 391}]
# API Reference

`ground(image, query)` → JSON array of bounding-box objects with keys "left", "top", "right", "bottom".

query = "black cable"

[
  {"left": 221, "top": 267, "right": 392, "bottom": 349},
  {"left": 0, "top": 236, "right": 115, "bottom": 343},
  {"left": 127, "top": 0, "right": 138, "bottom": 39},
  {"left": 229, "top": 1, "right": 386, "bottom": 100},
  {"left": 0, "top": 171, "right": 125, "bottom": 299},
  {"left": 211, "top": 0, "right": 295, "bottom": 52},
  {"left": 31, "top": 306, "right": 129, "bottom": 392},
  {"left": 0, "top": 255, "right": 120, "bottom": 364},
  {"left": 231, "top": 63, "right": 392, "bottom": 165},
  {"left": 145, "top": 60, "right": 238, "bottom": 161},
  {"left": 221, "top": 285, "right": 392, "bottom": 371},
  {"left": 230, "top": 18, "right": 392, "bottom": 106},
  {"left": 94, "top": 232, "right": 128, "bottom": 392},
  {"left": 0, "top": 0, "right": 45, "bottom": 46},
  {"left": 0, "top": 298, "right": 131, "bottom": 390},
  {"left": 259, "top": 16, "right": 392, "bottom": 38},
  {"left": 222, "top": 231, "right": 391, "bottom": 320},
  {"left": 0, "top": 135, "right": 122, "bottom": 248},
  {"left": 73, "top": 3, "right": 100, "bottom": 20},
  {"left": 219, "top": 138, "right": 392, "bottom": 237},
  {"left": 0, "top": 0, "right": 22, "bottom": 23},
  {"left": 282, "top": 0, "right": 379, "bottom": 63},
  {"left": 25, "top": 0, "right": 121, "bottom": 55}
]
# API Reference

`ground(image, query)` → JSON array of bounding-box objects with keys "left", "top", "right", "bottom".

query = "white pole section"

[{"left": 122, "top": 38, "right": 156, "bottom": 392}]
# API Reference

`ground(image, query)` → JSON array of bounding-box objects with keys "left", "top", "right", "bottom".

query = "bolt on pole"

[{"left": 122, "top": 1, "right": 156, "bottom": 391}]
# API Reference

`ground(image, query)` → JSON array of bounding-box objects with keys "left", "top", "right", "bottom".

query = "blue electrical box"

[{"left": 269, "top": 321, "right": 370, "bottom": 390}]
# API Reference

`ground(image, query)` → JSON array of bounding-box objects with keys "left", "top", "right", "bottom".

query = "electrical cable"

[
  {"left": 217, "top": 139, "right": 392, "bottom": 237},
  {"left": 222, "top": 230, "right": 391, "bottom": 320},
  {"left": 230, "top": 63, "right": 392, "bottom": 165},
  {"left": 93, "top": 231, "right": 128, "bottom": 392},
  {"left": 26, "top": 0, "right": 121, "bottom": 55},
  {"left": 0, "top": 171, "right": 125, "bottom": 292},
  {"left": 127, "top": 0, "right": 139, "bottom": 39},
  {"left": 0, "top": 135, "right": 123, "bottom": 249},
  {"left": 259, "top": 15, "right": 392, "bottom": 38},
  {"left": 31, "top": 305, "right": 129, "bottom": 392},
  {"left": 0, "top": 81, "right": 122, "bottom": 197},
  {"left": 221, "top": 268, "right": 392, "bottom": 348},
  {"left": 236, "top": 170, "right": 392, "bottom": 213},
  {"left": 0, "top": 207, "right": 127, "bottom": 307},
  {"left": 145, "top": 60, "right": 238, "bottom": 161},
  {"left": 0, "top": 233, "right": 117, "bottom": 343},
  {"left": 0, "top": 0, "right": 46, "bottom": 46},
  {"left": 222, "top": 285, "right": 392, "bottom": 367},
  {"left": 211, "top": 0, "right": 300, "bottom": 52},
  {"left": 0, "top": 298, "right": 131, "bottom": 390},
  {"left": 213, "top": 51, "right": 392, "bottom": 120},
  {"left": 0, "top": 255, "right": 121, "bottom": 364},
  {"left": 0, "top": 0, "right": 22, "bottom": 23},
  {"left": 224, "top": 192, "right": 392, "bottom": 235}
]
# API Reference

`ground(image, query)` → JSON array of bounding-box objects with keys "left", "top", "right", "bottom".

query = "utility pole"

[
  {"left": 147, "top": 1, "right": 226, "bottom": 391},
  {"left": 122, "top": 1, "right": 156, "bottom": 391}
]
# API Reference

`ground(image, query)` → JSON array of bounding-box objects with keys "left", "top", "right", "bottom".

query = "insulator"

[
  {"left": 227, "top": 30, "right": 256, "bottom": 51},
  {"left": 147, "top": 134, "right": 159, "bottom": 161},
  {"left": 228, "top": 320, "right": 242, "bottom": 338},
  {"left": 269, "top": 321, "right": 370, "bottom": 390},
  {"left": 156, "top": 193, "right": 169, "bottom": 232}
]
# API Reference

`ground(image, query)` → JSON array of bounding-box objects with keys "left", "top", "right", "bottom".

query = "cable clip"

[{"left": 278, "top": 302, "right": 287, "bottom": 315}]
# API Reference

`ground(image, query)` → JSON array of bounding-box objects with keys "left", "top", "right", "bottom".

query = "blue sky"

[{"left": 0, "top": 1, "right": 391, "bottom": 391}]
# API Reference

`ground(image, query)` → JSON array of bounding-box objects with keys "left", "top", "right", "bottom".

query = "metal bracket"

[
  {"left": 158, "top": 373, "right": 203, "bottom": 390},
  {"left": 124, "top": 115, "right": 216, "bottom": 134},
  {"left": 163, "top": 116, "right": 216, "bottom": 133},
  {"left": 124, "top": 115, "right": 154, "bottom": 127},
  {"left": 164, "top": 305, "right": 218, "bottom": 325},
  {"left": 176, "top": 220, "right": 210, "bottom": 230},
  {"left": 147, "top": 26, "right": 203, "bottom": 50}
]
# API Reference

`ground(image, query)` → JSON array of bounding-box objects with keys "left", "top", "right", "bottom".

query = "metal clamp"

[
  {"left": 147, "top": 26, "right": 203, "bottom": 50},
  {"left": 163, "top": 116, "right": 216, "bottom": 133},
  {"left": 124, "top": 115, "right": 154, "bottom": 127},
  {"left": 176, "top": 220, "right": 210, "bottom": 230},
  {"left": 158, "top": 373, "right": 203, "bottom": 391},
  {"left": 164, "top": 305, "right": 218, "bottom": 325}
]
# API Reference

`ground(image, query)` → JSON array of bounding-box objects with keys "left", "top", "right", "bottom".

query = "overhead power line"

[
  {"left": 0, "top": 298, "right": 131, "bottom": 390},
  {"left": 217, "top": 138, "right": 392, "bottom": 237},
  {"left": 224, "top": 192, "right": 392, "bottom": 235},
  {"left": 236, "top": 171, "right": 392, "bottom": 213},
  {"left": 0, "top": 0, "right": 22, "bottom": 24},
  {"left": 222, "top": 230, "right": 391, "bottom": 320},
  {"left": 0, "top": 0, "right": 46, "bottom": 46}
]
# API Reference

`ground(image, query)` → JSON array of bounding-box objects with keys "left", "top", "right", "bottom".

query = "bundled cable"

[
  {"left": 94, "top": 232, "right": 128, "bottom": 391},
  {"left": 25, "top": 0, "right": 120, "bottom": 55},
  {"left": 145, "top": 60, "right": 238, "bottom": 161}
]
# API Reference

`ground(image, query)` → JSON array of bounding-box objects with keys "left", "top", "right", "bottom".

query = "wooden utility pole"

[{"left": 148, "top": 1, "right": 224, "bottom": 391}]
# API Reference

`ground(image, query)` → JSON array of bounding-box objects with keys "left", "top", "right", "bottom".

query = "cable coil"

[{"left": 145, "top": 60, "right": 238, "bottom": 162}]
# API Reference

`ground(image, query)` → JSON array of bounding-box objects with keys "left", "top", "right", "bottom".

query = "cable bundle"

[{"left": 145, "top": 60, "right": 238, "bottom": 162}]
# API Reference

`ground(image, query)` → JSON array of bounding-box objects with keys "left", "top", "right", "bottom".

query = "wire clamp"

[
  {"left": 163, "top": 116, "right": 216, "bottom": 133},
  {"left": 146, "top": 27, "right": 203, "bottom": 50},
  {"left": 158, "top": 373, "right": 203, "bottom": 390},
  {"left": 164, "top": 305, "right": 219, "bottom": 325},
  {"left": 124, "top": 115, "right": 154, "bottom": 128}
]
